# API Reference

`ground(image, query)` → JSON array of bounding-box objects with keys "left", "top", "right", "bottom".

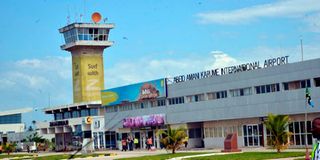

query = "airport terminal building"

[
  {"left": 38, "top": 56, "right": 320, "bottom": 150},
  {"left": 36, "top": 14, "right": 320, "bottom": 151},
  {"left": 101, "top": 57, "right": 320, "bottom": 149}
]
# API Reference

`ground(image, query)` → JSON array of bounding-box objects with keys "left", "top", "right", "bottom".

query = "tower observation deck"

[{"left": 59, "top": 13, "right": 114, "bottom": 103}]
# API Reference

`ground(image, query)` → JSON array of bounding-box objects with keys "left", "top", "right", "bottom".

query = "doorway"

[{"left": 243, "top": 124, "right": 263, "bottom": 147}]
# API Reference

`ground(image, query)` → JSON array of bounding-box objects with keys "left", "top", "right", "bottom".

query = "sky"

[{"left": 0, "top": 0, "right": 319, "bottom": 128}]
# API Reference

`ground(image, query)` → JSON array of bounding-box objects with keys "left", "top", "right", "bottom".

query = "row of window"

[
  {"left": 208, "top": 90, "right": 228, "bottom": 100},
  {"left": 204, "top": 125, "right": 243, "bottom": 138},
  {"left": 168, "top": 97, "right": 184, "bottom": 105},
  {"left": 105, "top": 77, "right": 320, "bottom": 113},
  {"left": 266, "top": 121, "right": 313, "bottom": 146},
  {"left": 186, "top": 94, "right": 205, "bottom": 103},
  {"left": 54, "top": 108, "right": 98, "bottom": 120},
  {"left": 230, "top": 87, "right": 252, "bottom": 97},
  {"left": 0, "top": 114, "right": 21, "bottom": 124},
  {"left": 284, "top": 79, "right": 311, "bottom": 90},
  {"left": 256, "top": 83, "right": 280, "bottom": 94},
  {"left": 106, "top": 99, "right": 167, "bottom": 113},
  {"left": 63, "top": 28, "right": 110, "bottom": 44}
]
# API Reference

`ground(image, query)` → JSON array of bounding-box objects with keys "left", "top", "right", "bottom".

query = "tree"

[
  {"left": 27, "top": 132, "right": 45, "bottom": 143},
  {"left": 28, "top": 126, "right": 33, "bottom": 131},
  {"left": 264, "top": 113, "right": 291, "bottom": 153},
  {"left": 157, "top": 125, "right": 187, "bottom": 154},
  {"left": 2, "top": 143, "right": 16, "bottom": 155}
]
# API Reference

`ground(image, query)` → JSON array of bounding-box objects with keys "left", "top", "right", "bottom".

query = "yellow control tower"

[{"left": 59, "top": 13, "right": 114, "bottom": 103}]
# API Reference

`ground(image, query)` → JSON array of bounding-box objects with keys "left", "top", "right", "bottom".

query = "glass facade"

[
  {"left": 63, "top": 28, "right": 109, "bottom": 44},
  {"left": 77, "top": 28, "right": 109, "bottom": 41},
  {"left": 0, "top": 114, "right": 22, "bottom": 124}
]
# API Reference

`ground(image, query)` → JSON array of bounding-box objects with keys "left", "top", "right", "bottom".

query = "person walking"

[
  {"left": 147, "top": 137, "right": 152, "bottom": 150},
  {"left": 184, "top": 136, "right": 189, "bottom": 148},
  {"left": 121, "top": 138, "right": 127, "bottom": 151},
  {"left": 128, "top": 137, "right": 133, "bottom": 151},
  {"left": 134, "top": 137, "right": 139, "bottom": 149}
]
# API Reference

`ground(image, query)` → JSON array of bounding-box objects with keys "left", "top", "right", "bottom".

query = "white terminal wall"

[{"left": 0, "top": 123, "right": 25, "bottom": 134}]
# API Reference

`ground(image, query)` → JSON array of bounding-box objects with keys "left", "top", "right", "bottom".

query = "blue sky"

[{"left": 0, "top": 0, "right": 319, "bottom": 127}]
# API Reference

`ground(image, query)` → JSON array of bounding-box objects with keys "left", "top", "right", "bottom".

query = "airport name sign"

[{"left": 173, "top": 56, "right": 289, "bottom": 83}]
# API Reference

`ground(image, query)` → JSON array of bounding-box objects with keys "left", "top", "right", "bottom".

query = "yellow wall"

[{"left": 72, "top": 53, "right": 104, "bottom": 103}]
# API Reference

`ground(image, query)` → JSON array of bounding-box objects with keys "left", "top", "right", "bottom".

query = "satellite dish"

[{"left": 91, "top": 12, "right": 102, "bottom": 23}]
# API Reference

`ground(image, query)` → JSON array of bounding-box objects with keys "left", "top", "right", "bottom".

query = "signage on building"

[
  {"left": 123, "top": 114, "right": 165, "bottom": 128},
  {"left": 49, "top": 120, "right": 68, "bottom": 127},
  {"left": 101, "top": 78, "right": 166, "bottom": 106},
  {"left": 85, "top": 116, "right": 93, "bottom": 125},
  {"left": 172, "top": 56, "right": 289, "bottom": 83}
]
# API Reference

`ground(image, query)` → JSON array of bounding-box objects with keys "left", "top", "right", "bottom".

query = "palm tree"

[
  {"left": 264, "top": 113, "right": 291, "bottom": 153},
  {"left": 157, "top": 125, "right": 187, "bottom": 154}
]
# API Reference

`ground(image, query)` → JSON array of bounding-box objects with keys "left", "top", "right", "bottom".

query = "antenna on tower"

[
  {"left": 300, "top": 35, "right": 304, "bottom": 62},
  {"left": 67, "top": 5, "right": 71, "bottom": 24},
  {"left": 83, "top": 0, "right": 86, "bottom": 22},
  {"left": 80, "top": 14, "right": 83, "bottom": 22},
  {"left": 103, "top": 17, "right": 108, "bottom": 23},
  {"left": 74, "top": 12, "right": 78, "bottom": 22}
]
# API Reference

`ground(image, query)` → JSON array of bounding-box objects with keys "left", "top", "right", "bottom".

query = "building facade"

[
  {"left": 101, "top": 57, "right": 320, "bottom": 149},
  {"left": 0, "top": 108, "right": 32, "bottom": 145}
]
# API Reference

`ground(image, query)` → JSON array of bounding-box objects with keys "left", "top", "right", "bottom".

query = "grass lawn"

[
  {"left": 116, "top": 152, "right": 210, "bottom": 160},
  {"left": 15, "top": 153, "right": 104, "bottom": 160},
  {"left": 117, "top": 152, "right": 305, "bottom": 160},
  {"left": 187, "top": 152, "right": 305, "bottom": 160},
  {"left": 0, "top": 154, "right": 33, "bottom": 159}
]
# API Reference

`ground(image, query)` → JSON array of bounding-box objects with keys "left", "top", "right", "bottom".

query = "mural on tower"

[{"left": 72, "top": 53, "right": 104, "bottom": 103}]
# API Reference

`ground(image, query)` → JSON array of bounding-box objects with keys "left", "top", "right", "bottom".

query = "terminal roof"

[{"left": 0, "top": 108, "right": 33, "bottom": 116}]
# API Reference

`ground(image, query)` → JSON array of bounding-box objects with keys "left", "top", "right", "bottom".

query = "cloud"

[
  {"left": 104, "top": 51, "right": 239, "bottom": 88},
  {"left": 197, "top": 0, "right": 320, "bottom": 24},
  {"left": 205, "top": 51, "right": 239, "bottom": 70},
  {"left": 0, "top": 56, "right": 72, "bottom": 108},
  {"left": 240, "top": 44, "right": 320, "bottom": 63},
  {"left": 304, "top": 12, "right": 320, "bottom": 32}
]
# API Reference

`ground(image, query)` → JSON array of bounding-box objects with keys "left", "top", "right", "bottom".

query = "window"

[
  {"left": 0, "top": 114, "right": 22, "bottom": 124},
  {"left": 80, "top": 109, "right": 89, "bottom": 117},
  {"left": 188, "top": 128, "right": 202, "bottom": 138},
  {"left": 63, "top": 112, "right": 71, "bottom": 119},
  {"left": 64, "top": 29, "right": 77, "bottom": 44},
  {"left": 287, "top": 121, "right": 312, "bottom": 146},
  {"left": 230, "top": 87, "right": 252, "bottom": 97},
  {"left": 255, "top": 83, "right": 280, "bottom": 94},
  {"left": 106, "top": 106, "right": 118, "bottom": 112},
  {"left": 93, "top": 132, "right": 98, "bottom": 149},
  {"left": 54, "top": 113, "right": 63, "bottom": 120},
  {"left": 283, "top": 79, "right": 311, "bottom": 90},
  {"left": 186, "top": 94, "right": 204, "bottom": 103},
  {"left": 72, "top": 110, "right": 80, "bottom": 118},
  {"left": 207, "top": 90, "right": 227, "bottom": 100},
  {"left": 157, "top": 99, "right": 166, "bottom": 106},
  {"left": 90, "top": 108, "right": 98, "bottom": 116},
  {"left": 94, "top": 120, "right": 100, "bottom": 128},
  {"left": 314, "top": 77, "right": 320, "bottom": 87},
  {"left": 99, "top": 132, "right": 105, "bottom": 148},
  {"left": 77, "top": 28, "right": 109, "bottom": 42},
  {"left": 168, "top": 97, "right": 184, "bottom": 105}
]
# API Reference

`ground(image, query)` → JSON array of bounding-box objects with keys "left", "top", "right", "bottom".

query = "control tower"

[{"left": 59, "top": 13, "right": 114, "bottom": 103}]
